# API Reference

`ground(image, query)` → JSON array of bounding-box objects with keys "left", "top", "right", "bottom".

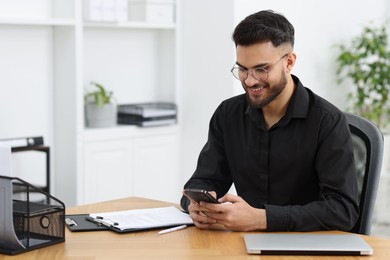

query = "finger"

[
  {"left": 190, "top": 211, "right": 217, "bottom": 224},
  {"left": 219, "top": 193, "right": 241, "bottom": 203},
  {"left": 203, "top": 211, "right": 222, "bottom": 221},
  {"left": 194, "top": 221, "right": 213, "bottom": 230},
  {"left": 208, "top": 191, "right": 217, "bottom": 198},
  {"left": 199, "top": 201, "right": 224, "bottom": 212}
]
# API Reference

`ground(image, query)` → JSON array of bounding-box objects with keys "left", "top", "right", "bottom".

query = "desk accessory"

[
  {"left": 65, "top": 214, "right": 108, "bottom": 232},
  {"left": 158, "top": 224, "right": 187, "bottom": 235},
  {"left": 85, "top": 206, "right": 192, "bottom": 233},
  {"left": 118, "top": 102, "right": 177, "bottom": 127},
  {"left": 0, "top": 175, "right": 65, "bottom": 255},
  {"left": 0, "top": 136, "right": 43, "bottom": 149}
]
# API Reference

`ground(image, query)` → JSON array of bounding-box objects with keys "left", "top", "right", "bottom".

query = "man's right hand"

[{"left": 184, "top": 191, "right": 218, "bottom": 229}]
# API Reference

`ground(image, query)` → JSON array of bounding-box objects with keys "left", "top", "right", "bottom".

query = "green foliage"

[
  {"left": 336, "top": 23, "right": 390, "bottom": 129},
  {"left": 84, "top": 81, "right": 114, "bottom": 108}
]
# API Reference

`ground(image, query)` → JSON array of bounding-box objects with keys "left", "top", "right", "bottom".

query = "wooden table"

[{"left": 2, "top": 197, "right": 390, "bottom": 259}]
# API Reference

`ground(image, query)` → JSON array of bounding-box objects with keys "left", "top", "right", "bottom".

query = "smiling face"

[{"left": 236, "top": 41, "right": 293, "bottom": 109}]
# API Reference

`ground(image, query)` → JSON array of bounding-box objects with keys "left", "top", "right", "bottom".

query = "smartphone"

[{"left": 183, "top": 189, "right": 220, "bottom": 204}]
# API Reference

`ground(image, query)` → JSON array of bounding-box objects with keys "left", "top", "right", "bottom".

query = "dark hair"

[{"left": 232, "top": 10, "right": 294, "bottom": 48}]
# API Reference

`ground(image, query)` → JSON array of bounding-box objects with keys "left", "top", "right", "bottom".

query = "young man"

[{"left": 181, "top": 10, "right": 359, "bottom": 232}]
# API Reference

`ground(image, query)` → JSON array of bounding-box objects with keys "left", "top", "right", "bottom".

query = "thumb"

[
  {"left": 208, "top": 191, "right": 217, "bottom": 199},
  {"left": 218, "top": 193, "right": 241, "bottom": 203}
]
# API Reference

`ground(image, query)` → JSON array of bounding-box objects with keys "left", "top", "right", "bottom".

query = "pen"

[{"left": 158, "top": 225, "right": 188, "bottom": 235}]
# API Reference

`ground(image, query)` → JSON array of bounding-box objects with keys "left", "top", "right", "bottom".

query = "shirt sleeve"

[
  {"left": 265, "top": 112, "right": 359, "bottom": 231},
  {"left": 180, "top": 104, "right": 233, "bottom": 211}
]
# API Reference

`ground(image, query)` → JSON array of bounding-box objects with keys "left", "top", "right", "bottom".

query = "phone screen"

[{"left": 183, "top": 189, "right": 220, "bottom": 204}]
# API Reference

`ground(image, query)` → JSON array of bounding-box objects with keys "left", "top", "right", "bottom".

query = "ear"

[{"left": 286, "top": 52, "right": 296, "bottom": 73}]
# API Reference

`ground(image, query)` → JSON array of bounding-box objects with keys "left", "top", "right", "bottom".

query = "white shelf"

[
  {"left": 0, "top": 18, "right": 76, "bottom": 26},
  {"left": 1, "top": 0, "right": 180, "bottom": 206},
  {"left": 83, "top": 124, "right": 179, "bottom": 142},
  {"left": 83, "top": 21, "right": 175, "bottom": 30}
]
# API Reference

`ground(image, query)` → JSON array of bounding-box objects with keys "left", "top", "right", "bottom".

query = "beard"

[{"left": 242, "top": 68, "right": 288, "bottom": 109}]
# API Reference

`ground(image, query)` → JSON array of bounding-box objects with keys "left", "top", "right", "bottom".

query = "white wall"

[
  {"left": 178, "top": 0, "right": 390, "bottom": 187},
  {"left": 177, "top": 0, "right": 237, "bottom": 185},
  {"left": 235, "top": 0, "right": 389, "bottom": 108},
  {"left": 1, "top": 0, "right": 389, "bottom": 205}
]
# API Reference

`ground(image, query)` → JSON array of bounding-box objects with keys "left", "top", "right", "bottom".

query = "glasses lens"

[
  {"left": 231, "top": 67, "right": 247, "bottom": 81},
  {"left": 253, "top": 68, "right": 268, "bottom": 81},
  {"left": 231, "top": 66, "right": 269, "bottom": 81}
]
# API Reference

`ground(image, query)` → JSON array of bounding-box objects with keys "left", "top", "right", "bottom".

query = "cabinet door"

[
  {"left": 83, "top": 139, "right": 134, "bottom": 204},
  {"left": 132, "top": 134, "right": 180, "bottom": 203}
]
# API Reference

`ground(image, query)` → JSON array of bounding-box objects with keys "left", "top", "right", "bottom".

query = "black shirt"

[{"left": 181, "top": 75, "right": 359, "bottom": 232}]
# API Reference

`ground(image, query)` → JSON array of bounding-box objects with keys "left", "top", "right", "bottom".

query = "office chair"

[{"left": 344, "top": 112, "right": 384, "bottom": 235}]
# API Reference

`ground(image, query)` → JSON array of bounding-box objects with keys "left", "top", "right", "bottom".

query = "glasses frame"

[{"left": 231, "top": 53, "right": 289, "bottom": 82}]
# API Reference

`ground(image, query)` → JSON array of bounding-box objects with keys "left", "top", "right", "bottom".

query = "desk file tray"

[{"left": 0, "top": 175, "right": 65, "bottom": 255}]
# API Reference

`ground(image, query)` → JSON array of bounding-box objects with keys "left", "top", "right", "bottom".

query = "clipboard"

[
  {"left": 65, "top": 214, "right": 109, "bottom": 232},
  {"left": 83, "top": 206, "right": 193, "bottom": 233}
]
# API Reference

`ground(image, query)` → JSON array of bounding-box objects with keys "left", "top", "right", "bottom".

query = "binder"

[{"left": 0, "top": 136, "right": 43, "bottom": 149}]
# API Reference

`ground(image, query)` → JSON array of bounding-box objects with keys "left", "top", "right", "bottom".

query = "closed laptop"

[{"left": 244, "top": 233, "right": 373, "bottom": 255}]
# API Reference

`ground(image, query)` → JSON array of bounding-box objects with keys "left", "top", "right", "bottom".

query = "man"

[{"left": 180, "top": 10, "right": 359, "bottom": 232}]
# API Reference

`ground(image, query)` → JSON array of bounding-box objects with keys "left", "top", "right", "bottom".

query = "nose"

[{"left": 244, "top": 71, "right": 259, "bottom": 87}]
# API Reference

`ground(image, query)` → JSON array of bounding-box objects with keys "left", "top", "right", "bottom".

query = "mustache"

[{"left": 241, "top": 82, "right": 269, "bottom": 89}]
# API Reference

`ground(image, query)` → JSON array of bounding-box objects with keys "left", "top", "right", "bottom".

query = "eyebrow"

[{"left": 235, "top": 61, "right": 269, "bottom": 69}]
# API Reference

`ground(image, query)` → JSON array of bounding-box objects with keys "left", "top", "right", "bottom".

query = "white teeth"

[{"left": 251, "top": 86, "right": 265, "bottom": 92}]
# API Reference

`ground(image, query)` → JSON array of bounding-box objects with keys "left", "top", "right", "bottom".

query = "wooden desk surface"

[{"left": 2, "top": 197, "right": 390, "bottom": 259}]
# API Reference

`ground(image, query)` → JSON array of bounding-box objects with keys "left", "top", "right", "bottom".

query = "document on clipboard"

[{"left": 84, "top": 206, "right": 193, "bottom": 233}]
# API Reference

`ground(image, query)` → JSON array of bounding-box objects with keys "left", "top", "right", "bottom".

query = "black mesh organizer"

[{"left": 0, "top": 175, "right": 65, "bottom": 255}]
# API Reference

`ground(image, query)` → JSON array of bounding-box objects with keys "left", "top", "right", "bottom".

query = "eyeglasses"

[{"left": 230, "top": 54, "right": 288, "bottom": 82}]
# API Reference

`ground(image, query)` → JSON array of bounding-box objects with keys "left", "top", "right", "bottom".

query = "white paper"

[{"left": 89, "top": 206, "right": 193, "bottom": 231}]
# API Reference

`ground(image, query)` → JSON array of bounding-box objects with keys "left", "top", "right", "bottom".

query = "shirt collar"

[
  {"left": 245, "top": 74, "right": 309, "bottom": 123},
  {"left": 287, "top": 75, "right": 309, "bottom": 119}
]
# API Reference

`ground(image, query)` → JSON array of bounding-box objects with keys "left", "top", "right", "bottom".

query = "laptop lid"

[{"left": 244, "top": 234, "right": 373, "bottom": 255}]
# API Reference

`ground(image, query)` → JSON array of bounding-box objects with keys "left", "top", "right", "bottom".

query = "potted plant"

[
  {"left": 84, "top": 81, "right": 117, "bottom": 128},
  {"left": 336, "top": 23, "right": 390, "bottom": 229},
  {"left": 335, "top": 23, "right": 390, "bottom": 130}
]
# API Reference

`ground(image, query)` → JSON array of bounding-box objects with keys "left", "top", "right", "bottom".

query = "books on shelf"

[{"left": 118, "top": 102, "right": 177, "bottom": 127}]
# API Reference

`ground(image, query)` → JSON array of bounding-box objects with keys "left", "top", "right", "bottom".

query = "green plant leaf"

[
  {"left": 335, "top": 22, "right": 390, "bottom": 128},
  {"left": 85, "top": 81, "right": 114, "bottom": 108}
]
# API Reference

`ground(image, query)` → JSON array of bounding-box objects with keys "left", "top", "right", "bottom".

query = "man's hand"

[
  {"left": 184, "top": 192, "right": 267, "bottom": 231},
  {"left": 200, "top": 194, "right": 267, "bottom": 231},
  {"left": 184, "top": 191, "right": 218, "bottom": 229}
]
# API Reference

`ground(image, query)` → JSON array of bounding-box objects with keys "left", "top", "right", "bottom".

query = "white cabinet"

[
  {"left": 83, "top": 138, "right": 133, "bottom": 204},
  {"left": 0, "top": 0, "right": 178, "bottom": 206},
  {"left": 132, "top": 132, "right": 180, "bottom": 201},
  {"left": 81, "top": 125, "right": 180, "bottom": 204}
]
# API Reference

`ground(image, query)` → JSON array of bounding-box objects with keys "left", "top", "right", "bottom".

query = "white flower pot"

[{"left": 85, "top": 103, "right": 117, "bottom": 128}]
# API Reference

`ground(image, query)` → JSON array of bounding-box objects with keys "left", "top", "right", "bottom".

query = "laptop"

[{"left": 243, "top": 233, "right": 373, "bottom": 255}]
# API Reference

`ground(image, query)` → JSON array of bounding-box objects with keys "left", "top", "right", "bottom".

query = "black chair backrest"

[{"left": 344, "top": 112, "right": 384, "bottom": 235}]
